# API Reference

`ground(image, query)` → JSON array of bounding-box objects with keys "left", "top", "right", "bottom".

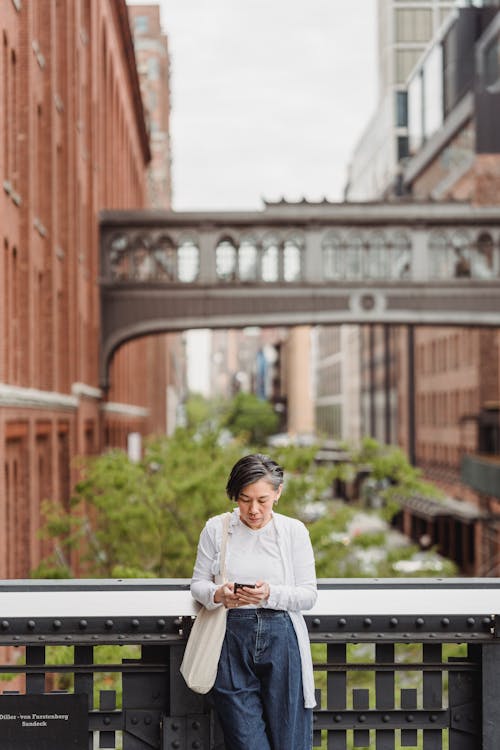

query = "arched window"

[
  {"left": 473, "top": 232, "right": 495, "bottom": 278},
  {"left": 130, "top": 235, "right": 153, "bottom": 280},
  {"left": 177, "top": 238, "right": 199, "bottom": 282},
  {"left": 215, "top": 238, "right": 237, "bottom": 281},
  {"left": 451, "top": 231, "right": 471, "bottom": 278},
  {"left": 429, "top": 232, "right": 450, "bottom": 279},
  {"left": 345, "top": 234, "right": 363, "bottom": 279},
  {"left": 152, "top": 235, "right": 176, "bottom": 280},
  {"left": 391, "top": 231, "right": 411, "bottom": 279},
  {"left": 261, "top": 234, "right": 279, "bottom": 282},
  {"left": 366, "top": 232, "right": 388, "bottom": 279},
  {"left": 322, "top": 233, "right": 343, "bottom": 280},
  {"left": 283, "top": 234, "right": 303, "bottom": 281},
  {"left": 108, "top": 233, "right": 129, "bottom": 280},
  {"left": 238, "top": 235, "right": 258, "bottom": 281}
]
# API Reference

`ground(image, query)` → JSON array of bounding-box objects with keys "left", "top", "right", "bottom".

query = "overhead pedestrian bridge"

[{"left": 99, "top": 201, "right": 500, "bottom": 387}]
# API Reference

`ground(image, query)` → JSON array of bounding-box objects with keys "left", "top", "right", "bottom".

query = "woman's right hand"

[{"left": 214, "top": 583, "right": 240, "bottom": 608}]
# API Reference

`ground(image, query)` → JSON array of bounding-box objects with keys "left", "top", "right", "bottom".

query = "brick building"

[
  {"left": 349, "top": 5, "right": 500, "bottom": 575},
  {"left": 0, "top": 0, "right": 181, "bottom": 580},
  {"left": 128, "top": 4, "right": 172, "bottom": 208}
]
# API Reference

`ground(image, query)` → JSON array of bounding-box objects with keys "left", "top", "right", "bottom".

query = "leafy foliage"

[
  {"left": 222, "top": 391, "right": 280, "bottom": 444},
  {"left": 33, "top": 429, "right": 244, "bottom": 579}
]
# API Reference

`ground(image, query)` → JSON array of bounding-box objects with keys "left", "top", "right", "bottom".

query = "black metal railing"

[{"left": 1, "top": 578, "right": 500, "bottom": 749}]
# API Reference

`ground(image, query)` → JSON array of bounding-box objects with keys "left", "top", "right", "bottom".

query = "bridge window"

[
  {"left": 429, "top": 232, "right": 451, "bottom": 278},
  {"left": 283, "top": 236, "right": 303, "bottom": 282},
  {"left": 216, "top": 239, "right": 237, "bottom": 281},
  {"left": 345, "top": 235, "right": 363, "bottom": 279},
  {"left": 451, "top": 232, "right": 472, "bottom": 278},
  {"left": 473, "top": 232, "right": 496, "bottom": 278},
  {"left": 391, "top": 232, "right": 411, "bottom": 279},
  {"left": 177, "top": 239, "right": 199, "bottom": 282},
  {"left": 108, "top": 233, "right": 129, "bottom": 280},
  {"left": 366, "top": 232, "right": 388, "bottom": 278},
  {"left": 238, "top": 237, "right": 258, "bottom": 281},
  {"left": 262, "top": 235, "right": 279, "bottom": 282},
  {"left": 152, "top": 236, "right": 176, "bottom": 280},
  {"left": 131, "top": 235, "right": 154, "bottom": 280},
  {"left": 322, "top": 233, "right": 342, "bottom": 279}
]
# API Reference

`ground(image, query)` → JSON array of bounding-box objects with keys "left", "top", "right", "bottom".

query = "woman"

[{"left": 191, "top": 453, "right": 317, "bottom": 750}]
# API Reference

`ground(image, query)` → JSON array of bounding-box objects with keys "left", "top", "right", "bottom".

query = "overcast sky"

[{"left": 128, "top": 0, "right": 379, "bottom": 211}]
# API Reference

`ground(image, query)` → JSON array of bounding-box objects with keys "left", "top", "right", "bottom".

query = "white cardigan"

[{"left": 190, "top": 508, "right": 318, "bottom": 708}]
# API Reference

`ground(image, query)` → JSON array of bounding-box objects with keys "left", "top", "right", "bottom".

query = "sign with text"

[{"left": 0, "top": 693, "right": 88, "bottom": 750}]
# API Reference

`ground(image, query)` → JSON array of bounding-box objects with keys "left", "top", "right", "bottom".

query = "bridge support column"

[
  {"left": 198, "top": 230, "right": 218, "bottom": 283},
  {"left": 303, "top": 228, "right": 324, "bottom": 282},
  {"left": 411, "top": 229, "right": 430, "bottom": 280}
]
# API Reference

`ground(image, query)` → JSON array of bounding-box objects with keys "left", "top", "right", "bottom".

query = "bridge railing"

[{"left": 1, "top": 578, "right": 499, "bottom": 749}]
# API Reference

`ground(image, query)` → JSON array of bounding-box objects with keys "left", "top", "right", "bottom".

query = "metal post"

[{"left": 481, "top": 641, "right": 500, "bottom": 749}]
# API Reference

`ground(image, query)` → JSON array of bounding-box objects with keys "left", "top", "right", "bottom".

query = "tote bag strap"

[{"left": 219, "top": 512, "right": 231, "bottom": 584}]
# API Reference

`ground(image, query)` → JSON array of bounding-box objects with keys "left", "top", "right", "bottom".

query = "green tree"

[
  {"left": 222, "top": 391, "right": 280, "bottom": 445},
  {"left": 33, "top": 428, "right": 244, "bottom": 579}
]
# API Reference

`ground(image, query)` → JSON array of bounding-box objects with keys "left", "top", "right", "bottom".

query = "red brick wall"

[{"left": 0, "top": 0, "right": 173, "bottom": 578}]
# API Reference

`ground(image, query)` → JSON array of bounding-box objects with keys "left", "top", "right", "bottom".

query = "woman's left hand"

[{"left": 235, "top": 580, "right": 270, "bottom": 606}]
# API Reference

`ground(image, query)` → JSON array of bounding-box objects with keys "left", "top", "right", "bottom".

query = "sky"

[
  {"left": 127, "top": 0, "right": 379, "bottom": 394},
  {"left": 128, "top": 0, "right": 379, "bottom": 210}
]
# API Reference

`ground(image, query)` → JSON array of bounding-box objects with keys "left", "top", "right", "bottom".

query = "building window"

[
  {"left": 395, "top": 90, "right": 408, "bottom": 127},
  {"left": 148, "top": 57, "right": 160, "bottom": 81},
  {"left": 484, "top": 33, "right": 500, "bottom": 88},
  {"left": 134, "top": 16, "right": 149, "bottom": 34},
  {"left": 397, "top": 135, "right": 409, "bottom": 160}
]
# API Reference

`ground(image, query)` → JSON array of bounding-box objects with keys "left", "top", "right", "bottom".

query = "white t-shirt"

[{"left": 226, "top": 518, "right": 285, "bottom": 600}]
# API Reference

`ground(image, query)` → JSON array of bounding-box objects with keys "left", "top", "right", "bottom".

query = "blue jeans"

[{"left": 212, "top": 609, "right": 312, "bottom": 750}]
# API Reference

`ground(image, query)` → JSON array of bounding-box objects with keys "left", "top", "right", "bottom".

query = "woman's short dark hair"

[{"left": 226, "top": 453, "right": 284, "bottom": 501}]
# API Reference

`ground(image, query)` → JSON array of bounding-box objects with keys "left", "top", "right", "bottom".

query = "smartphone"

[{"left": 234, "top": 583, "right": 256, "bottom": 593}]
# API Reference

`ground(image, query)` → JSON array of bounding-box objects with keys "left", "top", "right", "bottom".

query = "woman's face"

[{"left": 236, "top": 478, "right": 282, "bottom": 530}]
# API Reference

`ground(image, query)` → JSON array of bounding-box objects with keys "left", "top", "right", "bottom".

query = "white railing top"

[{"left": 1, "top": 578, "right": 499, "bottom": 617}]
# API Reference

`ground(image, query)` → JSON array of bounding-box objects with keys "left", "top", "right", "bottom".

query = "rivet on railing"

[
  {"left": 27, "top": 620, "right": 36, "bottom": 630},
  {"left": 382, "top": 714, "right": 390, "bottom": 723},
  {"left": 157, "top": 619, "right": 166, "bottom": 629},
  {"left": 430, "top": 714, "right": 437, "bottom": 722},
  {"left": 407, "top": 714, "right": 414, "bottom": 722},
  {"left": 1, "top": 620, "right": 9, "bottom": 630},
  {"left": 389, "top": 617, "right": 398, "bottom": 627},
  {"left": 363, "top": 618, "right": 372, "bottom": 627},
  {"left": 338, "top": 618, "right": 346, "bottom": 627},
  {"left": 415, "top": 618, "right": 425, "bottom": 627},
  {"left": 131, "top": 716, "right": 139, "bottom": 725},
  {"left": 358, "top": 714, "right": 366, "bottom": 723},
  {"left": 104, "top": 716, "right": 111, "bottom": 726},
  {"left": 53, "top": 620, "right": 62, "bottom": 630},
  {"left": 441, "top": 617, "right": 450, "bottom": 627},
  {"left": 79, "top": 620, "right": 88, "bottom": 630},
  {"left": 65, "top": 635, "right": 72, "bottom": 641},
  {"left": 334, "top": 715, "right": 342, "bottom": 723},
  {"left": 467, "top": 617, "right": 475, "bottom": 626},
  {"left": 482, "top": 617, "right": 492, "bottom": 627},
  {"left": 105, "top": 620, "right": 114, "bottom": 630},
  {"left": 131, "top": 619, "right": 140, "bottom": 629},
  {"left": 192, "top": 721, "right": 200, "bottom": 730},
  {"left": 312, "top": 618, "right": 321, "bottom": 627}
]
